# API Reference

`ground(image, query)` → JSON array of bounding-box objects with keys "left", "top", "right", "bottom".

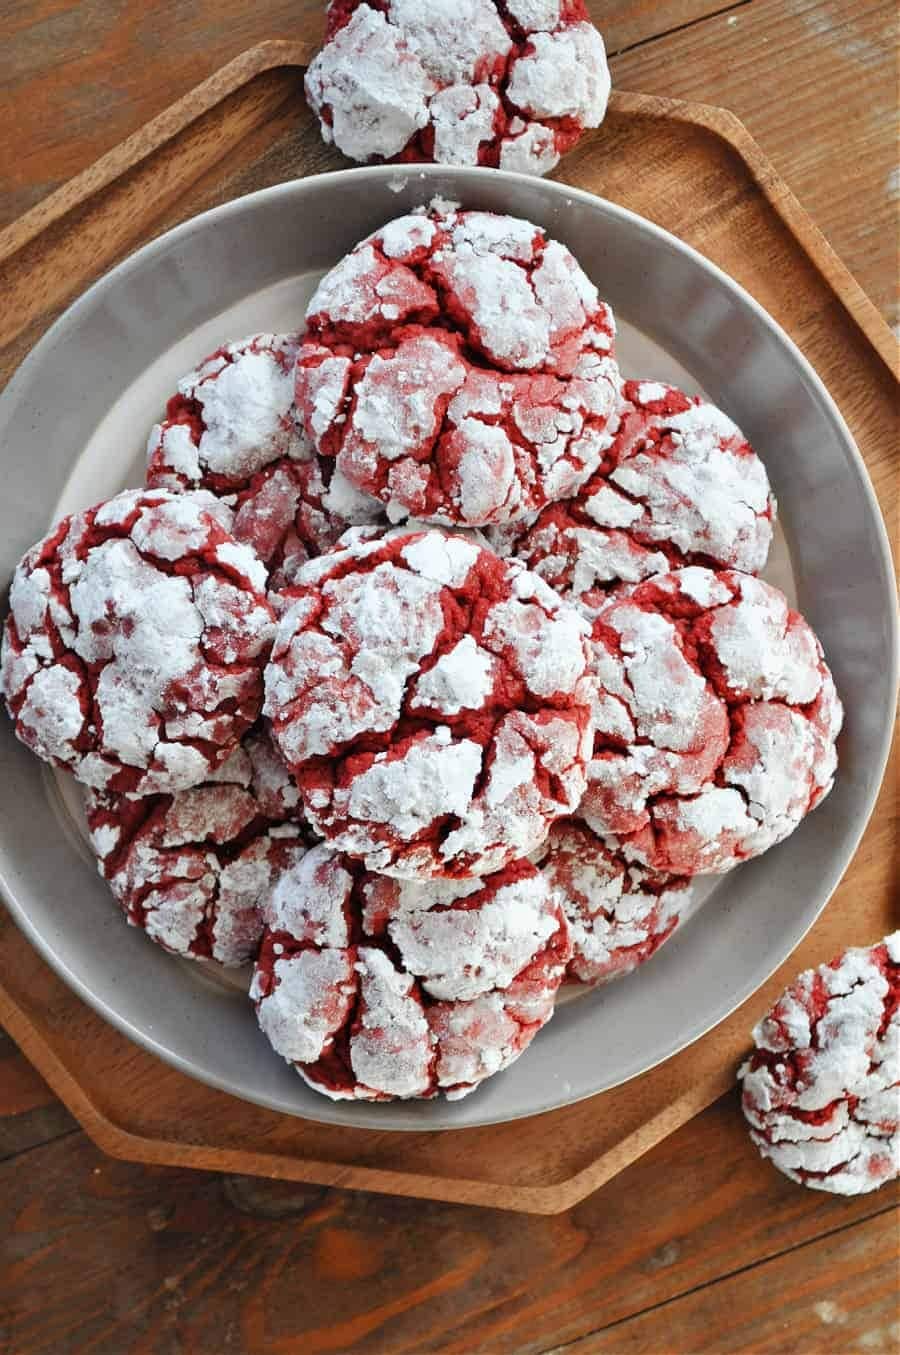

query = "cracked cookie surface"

[
  {"left": 264, "top": 527, "right": 594, "bottom": 878},
  {"left": 1, "top": 488, "right": 275, "bottom": 794},
  {"left": 740, "top": 933, "right": 899, "bottom": 1195},
  {"left": 86, "top": 728, "right": 308, "bottom": 966},
  {"left": 251, "top": 844, "right": 571, "bottom": 1100},
  {"left": 295, "top": 206, "right": 621, "bottom": 528},
  {"left": 581, "top": 567, "right": 842, "bottom": 875},
  {"left": 305, "top": 0, "right": 610, "bottom": 175}
]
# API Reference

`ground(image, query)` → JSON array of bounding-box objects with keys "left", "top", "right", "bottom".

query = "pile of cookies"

[{"left": 1, "top": 203, "right": 844, "bottom": 1105}]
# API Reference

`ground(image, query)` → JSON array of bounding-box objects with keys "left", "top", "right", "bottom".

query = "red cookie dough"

[
  {"left": 86, "top": 729, "right": 308, "bottom": 966},
  {"left": 539, "top": 817, "right": 690, "bottom": 984},
  {"left": 305, "top": 1, "right": 610, "bottom": 175},
  {"left": 251, "top": 844, "right": 571, "bottom": 1100},
  {"left": 1, "top": 489, "right": 275, "bottom": 794},
  {"left": 145, "top": 333, "right": 384, "bottom": 581},
  {"left": 487, "top": 379, "right": 776, "bottom": 614},
  {"left": 581, "top": 568, "right": 843, "bottom": 875},
  {"left": 264, "top": 527, "right": 594, "bottom": 878},
  {"left": 295, "top": 206, "right": 621, "bottom": 527},
  {"left": 740, "top": 933, "right": 899, "bottom": 1195}
]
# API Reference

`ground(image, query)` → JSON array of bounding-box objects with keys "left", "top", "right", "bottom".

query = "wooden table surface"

[{"left": 1, "top": 3, "right": 897, "bottom": 1352}]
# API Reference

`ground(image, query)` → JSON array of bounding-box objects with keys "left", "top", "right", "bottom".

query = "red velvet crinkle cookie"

[
  {"left": 487, "top": 380, "right": 776, "bottom": 614},
  {"left": 295, "top": 206, "right": 621, "bottom": 527},
  {"left": 581, "top": 567, "right": 843, "bottom": 875},
  {"left": 1, "top": 489, "right": 275, "bottom": 794},
  {"left": 740, "top": 933, "right": 899, "bottom": 1195},
  {"left": 264, "top": 528, "right": 594, "bottom": 878},
  {"left": 539, "top": 818, "right": 690, "bottom": 985},
  {"left": 86, "top": 729, "right": 308, "bottom": 966},
  {"left": 146, "top": 333, "right": 384, "bottom": 581},
  {"left": 305, "top": 1, "right": 610, "bottom": 175},
  {"left": 251, "top": 844, "right": 571, "bottom": 1100}
]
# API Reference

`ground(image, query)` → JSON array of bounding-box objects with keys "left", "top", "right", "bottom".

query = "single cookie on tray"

[
  {"left": 146, "top": 332, "right": 384, "bottom": 584},
  {"left": 251, "top": 844, "right": 571, "bottom": 1101},
  {"left": 1, "top": 488, "right": 275, "bottom": 794},
  {"left": 295, "top": 205, "right": 622, "bottom": 527},
  {"left": 86, "top": 728, "right": 309, "bottom": 966},
  {"left": 538, "top": 817, "right": 691, "bottom": 985},
  {"left": 740, "top": 933, "right": 899, "bottom": 1195},
  {"left": 305, "top": 0, "right": 610, "bottom": 175},
  {"left": 580, "top": 567, "right": 843, "bottom": 875},
  {"left": 486, "top": 379, "right": 776, "bottom": 615},
  {"left": 264, "top": 527, "right": 594, "bottom": 878}
]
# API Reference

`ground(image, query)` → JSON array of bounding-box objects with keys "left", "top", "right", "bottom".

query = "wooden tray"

[{"left": 0, "top": 40, "right": 896, "bottom": 1216}]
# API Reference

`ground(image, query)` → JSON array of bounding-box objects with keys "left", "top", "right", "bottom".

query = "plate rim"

[{"left": 1, "top": 163, "right": 896, "bottom": 1132}]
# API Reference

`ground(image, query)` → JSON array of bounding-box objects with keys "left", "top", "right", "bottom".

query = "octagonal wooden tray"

[{"left": 0, "top": 40, "right": 896, "bottom": 1215}]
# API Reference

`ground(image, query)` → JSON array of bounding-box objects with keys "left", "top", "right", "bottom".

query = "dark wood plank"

[
  {"left": 0, "top": 0, "right": 742, "bottom": 231},
  {"left": 1, "top": 1091, "right": 896, "bottom": 1355},
  {"left": 0, "top": 1030, "right": 75, "bottom": 1161},
  {"left": 564, "top": 1210, "right": 900, "bottom": 1354},
  {"left": 612, "top": 0, "right": 900, "bottom": 327}
]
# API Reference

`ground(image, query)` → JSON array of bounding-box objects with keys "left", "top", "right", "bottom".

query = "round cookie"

[
  {"left": 295, "top": 205, "right": 622, "bottom": 527},
  {"left": 146, "top": 333, "right": 384, "bottom": 581},
  {"left": 740, "top": 933, "right": 899, "bottom": 1195},
  {"left": 86, "top": 729, "right": 308, "bottom": 966},
  {"left": 581, "top": 567, "right": 843, "bottom": 875},
  {"left": 251, "top": 844, "right": 571, "bottom": 1100},
  {"left": 264, "top": 527, "right": 594, "bottom": 878},
  {"left": 1, "top": 488, "right": 275, "bottom": 794},
  {"left": 539, "top": 817, "right": 690, "bottom": 984},
  {"left": 305, "top": 1, "right": 610, "bottom": 175},
  {"left": 486, "top": 379, "right": 776, "bottom": 614}
]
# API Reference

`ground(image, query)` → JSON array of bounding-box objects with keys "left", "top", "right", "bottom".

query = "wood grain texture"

[
  {"left": 612, "top": 0, "right": 900, "bottom": 330},
  {"left": 0, "top": 1031, "right": 76, "bottom": 1161},
  {"left": 565, "top": 1211, "right": 900, "bottom": 1354},
  {"left": 1, "top": 1092, "right": 897, "bottom": 1355},
  {"left": 0, "top": 39, "right": 897, "bottom": 1218}
]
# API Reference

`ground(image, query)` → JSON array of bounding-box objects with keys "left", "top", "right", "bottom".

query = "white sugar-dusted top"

[
  {"left": 505, "top": 0, "right": 562, "bottom": 30},
  {"left": 263, "top": 844, "right": 353, "bottom": 946},
  {"left": 709, "top": 575, "right": 822, "bottom": 703},
  {"left": 386, "top": 0, "right": 511, "bottom": 85},
  {"left": 507, "top": 24, "right": 610, "bottom": 125},
  {"left": 400, "top": 531, "right": 480, "bottom": 586},
  {"left": 346, "top": 731, "right": 483, "bottom": 837},
  {"left": 305, "top": 7, "right": 434, "bottom": 161},
  {"left": 409, "top": 636, "right": 496, "bottom": 714},
  {"left": 740, "top": 933, "right": 899, "bottom": 1194},
  {"left": 351, "top": 947, "right": 432, "bottom": 1096},
  {"left": 388, "top": 870, "right": 557, "bottom": 1000},
  {"left": 253, "top": 948, "right": 355, "bottom": 1065}
]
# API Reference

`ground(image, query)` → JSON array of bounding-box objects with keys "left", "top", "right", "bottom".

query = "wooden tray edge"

[{"left": 1, "top": 51, "right": 896, "bottom": 1215}]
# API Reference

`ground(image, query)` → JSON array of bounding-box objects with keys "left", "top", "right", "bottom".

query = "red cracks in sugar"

[
  {"left": 264, "top": 529, "right": 594, "bottom": 878},
  {"left": 146, "top": 333, "right": 385, "bottom": 576},
  {"left": 581, "top": 567, "right": 843, "bottom": 876},
  {"left": 739, "top": 935, "right": 899, "bottom": 1195},
  {"left": 251, "top": 845, "right": 571, "bottom": 1101},
  {"left": 1, "top": 489, "right": 276, "bottom": 795},
  {"left": 487, "top": 379, "right": 776, "bottom": 614},
  {"left": 307, "top": 1, "right": 609, "bottom": 176},
  {"left": 295, "top": 207, "right": 621, "bottom": 527},
  {"left": 86, "top": 729, "right": 309, "bottom": 966},
  {"left": 539, "top": 817, "right": 689, "bottom": 985}
]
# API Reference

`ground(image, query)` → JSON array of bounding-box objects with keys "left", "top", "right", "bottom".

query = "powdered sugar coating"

[
  {"left": 740, "top": 933, "right": 900, "bottom": 1195},
  {"left": 486, "top": 380, "right": 775, "bottom": 615},
  {"left": 85, "top": 728, "right": 307, "bottom": 965},
  {"left": 539, "top": 817, "right": 690, "bottom": 984},
  {"left": 251, "top": 845, "right": 571, "bottom": 1100},
  {"left": 305, "top": 0, "right": 610, "bottom": 175},
  {"left": 296, "top": 206, "right": 621, "bottom": 528},
  {"left": 146, "top": 333, "right": 385, "bottom": 577},
  {"left": 580, "top": 568, "right": 843, "bottom": 875},
  {"left": 264, "top": 528, "right": 594, "bottom": 877},
  {"left": 1, "top": 489, "right": 276, "bottom": 794}
]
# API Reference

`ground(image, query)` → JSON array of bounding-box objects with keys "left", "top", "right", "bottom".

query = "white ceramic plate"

[{"left": 0, "top": 166, "right": 895, "bottom": 1130}]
